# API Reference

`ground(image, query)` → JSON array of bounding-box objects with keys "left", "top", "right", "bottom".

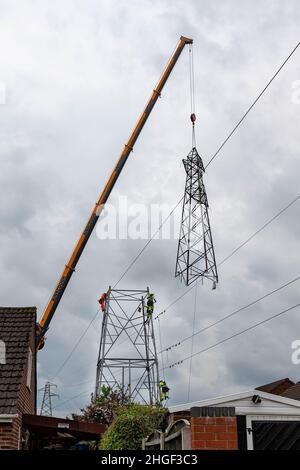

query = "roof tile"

[
  {"left": 282, "top": 382, "right": 300, "bottom": 401},
  {"left": 0, "top": 307, "right": 36, "bottom": 414}
]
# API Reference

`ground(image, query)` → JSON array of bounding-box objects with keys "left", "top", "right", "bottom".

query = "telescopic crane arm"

[{"left": 36, "top": 35, "right": 193, "bottom": 351}]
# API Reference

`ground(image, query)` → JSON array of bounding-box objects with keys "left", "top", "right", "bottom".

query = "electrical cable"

[
  {"left": 113, "top": 41, "right": 300, "bottom": 287},
  {"left": 166, "top": 302, "right": 300, "bottom": 370},
  {"left": 154, "top": 194, "right": 300, "bottom": 321},
  {"left": 218, "top": 195, "right": 300, "bottom": 267},
  {"left": 160, "top": 274, "right": 300, "bottom": 354},
  {"left": 205, "top": 41, "right": 300, "bottom": 169},
  {"left": 50, "top": 192, "right": 300, "bottom": 383},
  {"left": 52, "top": 388, "right": 94, "bottom": 411},
  {"left": 50, "top": 308, "right": 100, "bottom": 381},
  {"left": 113, "top": 197, "right": 183, "bottom": 287},
  {"left": 46, "top": 41, "right": 300, "bottom": 385}
]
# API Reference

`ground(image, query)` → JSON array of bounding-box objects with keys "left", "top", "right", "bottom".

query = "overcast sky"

[{"left": 0, "top": 0, "right": 300, "bottom": 417}]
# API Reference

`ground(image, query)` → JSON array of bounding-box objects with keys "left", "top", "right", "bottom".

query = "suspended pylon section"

[
  {"left": 95, "top": 288, "right": 160, "bottom": 405},
  {"left": 175, "top": 147, "right": 218, "bottom": 287}
]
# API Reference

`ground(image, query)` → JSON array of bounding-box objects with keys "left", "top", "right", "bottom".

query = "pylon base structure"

[
  {"left": 175, "top": 147, "right": 218, "bottom": 287},
  {"left": 95, "top": 288, "right": 160, "bottom": 405}
]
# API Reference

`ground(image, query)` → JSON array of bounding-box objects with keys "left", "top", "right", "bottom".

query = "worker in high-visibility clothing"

[
  {"left": 98, "top": 293, "right": 107, "bottom": 313},
  {"left": 159, "top": 379, "right": 170, "bottom": 402},
  {"left": 146, "top": 293, "right": 156, "bottom": 319}
]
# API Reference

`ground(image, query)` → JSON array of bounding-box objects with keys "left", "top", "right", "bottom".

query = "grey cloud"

[{"left": 0, "top": 0, "right": 300, "bottom": 416}]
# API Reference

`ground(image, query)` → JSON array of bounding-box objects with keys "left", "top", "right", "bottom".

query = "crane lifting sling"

[{"left": 36, "top": 35, "right": 193, "bottom": 351}]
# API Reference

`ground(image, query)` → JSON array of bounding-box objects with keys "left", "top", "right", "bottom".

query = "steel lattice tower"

[
  {"left": 95, "top": 288, "right": 160, "bottom": 405},
  {"left": 175, "top": 147, "right": 218, "bottom": 286},
  {"left": 40, "top": 382, "right": 59, "bottom": 416}
]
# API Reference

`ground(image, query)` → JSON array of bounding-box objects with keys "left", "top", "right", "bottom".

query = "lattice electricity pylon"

[
  {"left": 95, "top": 288, "right": 160, "bottom": 405},
  {"left": 175, "top": 147, "right": 218, "bottom": 287},
  {"left": 40, "top": 382, "right": 59, "bottom": 416}
]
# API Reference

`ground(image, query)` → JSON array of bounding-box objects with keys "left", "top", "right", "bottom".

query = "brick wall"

[
  {"left": 0, "top": 414, "right": 22, "bottom": 450},
  {"left": 0, "top": 321, "right": 36, "bottom": 450},
  {"left": 190, "top": 407, "right": 238, "bottom": 450},
  {"left": 171, "top": 410, "right": 191, "bottom": 424},
  {"left": 18, "top": 325, "right": 37, "bottom": 416}
]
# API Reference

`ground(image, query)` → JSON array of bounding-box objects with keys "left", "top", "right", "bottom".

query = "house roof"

[
  {"left": 0, "top": 307, "right": 36, "bottom": 414},
  {"left": 169, "top": 389, "right": 300, "bottom": 416},
  {"left": 256, "top": 378, "right": 295, "bottom": 395},
  {"left": 281, "top": 382, "right": 300, "bottom": 401},
  {"left": 22, "top": 414, "right": 107, "bottom": 439}
]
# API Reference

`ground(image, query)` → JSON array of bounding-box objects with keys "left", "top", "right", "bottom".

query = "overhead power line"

[
  {"left": 114, "top": 40, "right": 300, "bottom": 287},
  {"left": 50, "top": 190, "right": 300, "bottom": 383},
  {"left": 113, "top": 197, "right": 183, "bottom": 287},
  {"left": 50, "top": 308, "right": 100, "bottom": 381},
  {"left": 52, "top": 365, "right": 147, "bottom": 413},
  {"left": 155, "top": 194, "right": 300, "bottom": 321},
  {"left": 62, "top": 379, "right": 95, "bottom": 388},
  {"left": 53, "top": 301, "right": 300, "bottom": 411},
  {"left": 160, "top": 275, "right": 300, "bottom": 354},
  {"left": 52, "top": 388, "right": 93, "bottom": 412},
  {"left": 205, "top": 41, "right": 300, "bottom": 169},
  {"left": 218, "top": 195, "right": 300, "bottom": 267},
  {"left": 166, "top": 302, "right": 300, "bottom": 370},
  {"left": 47, "top": 41, "right": 300, "bottom": 382}
]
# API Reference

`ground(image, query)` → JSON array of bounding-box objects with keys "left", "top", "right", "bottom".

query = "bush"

[
  {"left": 71, "top": 386, "right": 129, "bottom": 426},
  {"left": 100, "top": 404, "right": 168, "bottom": 450}
]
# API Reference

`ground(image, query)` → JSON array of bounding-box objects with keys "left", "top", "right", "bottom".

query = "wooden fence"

[{"left": 142, "top": 419, "right": 191, "bottom": 450}]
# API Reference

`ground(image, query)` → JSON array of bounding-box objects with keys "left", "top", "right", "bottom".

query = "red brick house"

[
  {"left": 0, "top": 307, "right": 106, "bottom": 450},
  {"left": 0, "top": 307, "right": 36, "bottom": 450}
]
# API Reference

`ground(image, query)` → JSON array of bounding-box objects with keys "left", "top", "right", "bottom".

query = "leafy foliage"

[
  {"left": 100, "top": 403, "right": 168, "bottom": 450},
  {"left": 71, "top": 386, "right": 129, "bottom": 426}
]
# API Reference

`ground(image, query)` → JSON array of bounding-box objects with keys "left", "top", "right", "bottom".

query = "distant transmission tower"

[
  {"left": 95, "top": 288, "right": 160, "bottom": 405},
  {"left": 175, "top": 147, "right": 218, "bottom": 287},
  {"left": 40, "top": 382, "right": 59, "bottom": 416}
]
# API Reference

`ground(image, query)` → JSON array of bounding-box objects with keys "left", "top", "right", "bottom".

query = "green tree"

[
  {"left": 71, "top": 386, "right": 129, "bottom": 426},
  {"left": 100, "top": 403, "right": 168, "bottom": 450}
]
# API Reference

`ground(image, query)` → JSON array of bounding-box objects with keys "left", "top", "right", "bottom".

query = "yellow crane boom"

[{"left": 36, "top": 35, "right": 193, "bottom": 351}]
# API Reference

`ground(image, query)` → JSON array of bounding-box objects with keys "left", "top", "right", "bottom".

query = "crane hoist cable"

[
  {"left": 113, "top": 40, "right": 300, "bottom": 290},
  {"left": 189, "top": 43, "right": 196, "bottom": 148},
  {"left": 36, "top": 35, "right": 193, "bottom": 351},
  {"left": 175, "top": 41, "right": 218, "bottom": 288},
  {"left": 45, "top": 40, "right": 300, "bottom": 380}
]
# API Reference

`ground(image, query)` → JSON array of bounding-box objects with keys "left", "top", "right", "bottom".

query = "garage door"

[{"left": 252, "top": 421, "right": 300, "bottom": 450}]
